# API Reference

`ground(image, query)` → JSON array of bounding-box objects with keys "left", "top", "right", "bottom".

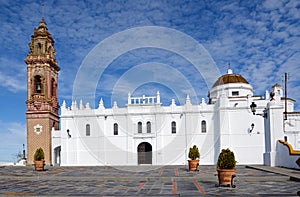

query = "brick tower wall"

[{"left": 27, "top": 112, "right": 59, "bottom": 165}]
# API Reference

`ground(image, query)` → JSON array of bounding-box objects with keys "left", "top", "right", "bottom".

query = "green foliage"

[
  {"left": 34, "top": 147, "right": 45, "bottom": 161},
  {"left": 217, "top": 148, "right": 236, "bottom": 169},
  {"left": 188, "top": 145, "right": 200, "bottom": 160}
]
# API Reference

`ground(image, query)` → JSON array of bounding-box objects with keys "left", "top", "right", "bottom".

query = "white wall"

[
  {"left": 277, "top": 141, "right": 300, "bottom": 169},
  {"left": 58, "top": 91, "right": 270, "bottom": 166}
]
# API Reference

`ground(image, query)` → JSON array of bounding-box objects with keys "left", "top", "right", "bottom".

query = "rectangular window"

[{"left": 232, "top": 91, "right": 239, "bottom": 96}]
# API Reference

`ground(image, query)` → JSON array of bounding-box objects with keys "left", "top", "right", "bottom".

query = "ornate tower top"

[
  {"left": 25, "top": 18, "right": 60, "bottom": 71},
  {"left": 25, "top": 17, "right": 60, "bottom": 112}
]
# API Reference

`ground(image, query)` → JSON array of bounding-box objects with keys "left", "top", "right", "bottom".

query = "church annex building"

[{"left": 26, "top": 19, "right": 300, "bottom": 168}]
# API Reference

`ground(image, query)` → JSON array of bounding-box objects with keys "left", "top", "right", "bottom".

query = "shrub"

[
  {"left": 188, "top": 145, "right": 200, "bottom": 160},
  {"left": 34, "top": 147, "right": 45, "bottom": 161},
  {"left": 217, "top": 148, "right": 236, "bottom": 169}
]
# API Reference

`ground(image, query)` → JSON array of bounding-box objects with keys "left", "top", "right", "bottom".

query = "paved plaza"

[{"left": 0, "top": 165, "right": 299, "bottom": 196}]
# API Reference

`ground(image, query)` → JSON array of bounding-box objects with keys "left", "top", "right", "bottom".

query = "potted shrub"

[
  {"left": 188, "top": 145, "right": 200, "bottom": 171},
  {"left": 216, "top": 148, "right": 236, "bottom": 187},
  {"left": 34, "top": 147, "right": 45, "bottom": 171}
]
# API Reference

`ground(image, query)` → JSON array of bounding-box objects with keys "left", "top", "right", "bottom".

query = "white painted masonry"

[{"left": 52, "top": 70, "right": 300, "bottom": 168}]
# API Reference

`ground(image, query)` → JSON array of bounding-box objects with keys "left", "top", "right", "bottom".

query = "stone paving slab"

[
  {"left": 246, "top": 165, "right": 300, "bottom": 182},
  {"left": 0, "top": 165, "right": 299, "bottom": 196}
]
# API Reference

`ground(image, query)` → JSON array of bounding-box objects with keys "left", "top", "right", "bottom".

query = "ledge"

[
  {"left": 278, "top": 140, "right": 300, "bottom": 155},
  {"left": 133, "top": 133, "right": 155, "bottom": 139}
]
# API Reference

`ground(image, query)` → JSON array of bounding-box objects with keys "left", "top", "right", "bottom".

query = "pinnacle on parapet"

[
  {"left": 79, "top": 99, "right": 84, "bottom": 110},
  {"left": 62, "top": 100, "right": 66, "bottom": 108}
]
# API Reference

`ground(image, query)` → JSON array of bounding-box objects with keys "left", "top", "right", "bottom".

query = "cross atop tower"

[{"left": 41, "top": 2, "right": 45, "bottom": 20}]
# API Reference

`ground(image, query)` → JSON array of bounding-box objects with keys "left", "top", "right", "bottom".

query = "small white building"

[{"left": 52, "top": 69, "right": 300, "bottom": 168}]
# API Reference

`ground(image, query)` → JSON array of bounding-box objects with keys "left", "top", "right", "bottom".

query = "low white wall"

[{"left": 277, "top": 141, "right": 300, "bottom": 169}]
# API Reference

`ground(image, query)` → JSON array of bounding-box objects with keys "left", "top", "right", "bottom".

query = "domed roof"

[
  {"left": 212, "top": 69, "right": 249, "bottom": 88},
  {"left": 272, "top": 83, "right": 282, "bottom": 88}
]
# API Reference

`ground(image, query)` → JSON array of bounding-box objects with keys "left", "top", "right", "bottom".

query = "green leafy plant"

[
  {"left": 188, "top": 145, "right": 200, "bottom": 160},
  {"left": 217, "top": 148, "right": 236, "bottom": 169},
  {"left": 34, "top": 147, "right": 45, "bottom": 161}
]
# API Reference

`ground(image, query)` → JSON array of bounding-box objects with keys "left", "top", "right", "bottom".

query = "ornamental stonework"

[{"left": 33, "top": 124, "right": 43, "bottom": 135}]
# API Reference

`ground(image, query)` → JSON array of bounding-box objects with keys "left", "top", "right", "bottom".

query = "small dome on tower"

[
  {"left": 39, "top": 18, "right": 47, "bottom": 28},
  {"left": 212, "top": 69, "right": 249, "bottom": 88},
  {"left": 208, "top": 69, "right": 253, "bottom": 104},
  {"left": 272, "top": 83, "right": 282, "bottom": 88}
]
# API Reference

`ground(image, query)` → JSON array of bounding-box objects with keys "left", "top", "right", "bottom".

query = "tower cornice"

[{"left": 25, "top": 55, "right": 60, "bottom": 71}]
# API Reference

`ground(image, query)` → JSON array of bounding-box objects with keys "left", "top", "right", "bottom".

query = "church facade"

[
  {"left": 26, "top": 19, "right": 300, "bottom": 168},
  {"left": 51, "top": 69, "right": 299, "bottom": 167}
]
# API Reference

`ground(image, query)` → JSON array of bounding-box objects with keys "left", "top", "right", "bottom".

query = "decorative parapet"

[
  {"left": 61, "top": 100, "right": 92, "bottom": 113},
  {"left": 128, "top": 91, "right": 161, "bottom": 105},
  {"left": 185, "top": 94, "right": 191, "bottom": 106},
  {"left": 98, "top": 98, "right": 105, "bottom": 110},
  {"left": 278, "top": 140, "right": 300, "bottom": 155}
]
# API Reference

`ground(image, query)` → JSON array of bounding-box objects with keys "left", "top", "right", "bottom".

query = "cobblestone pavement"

[{"left": 0, "top": 165, "right": 299, "bottom": 196}]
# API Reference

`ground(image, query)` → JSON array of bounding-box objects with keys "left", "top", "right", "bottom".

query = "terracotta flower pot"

[
  {"left": 188, "top": 159, "right": 199, "bottom": 171},
  {"left": 34, "top": 160, "right": 45, "bottom": 171},
  {"left": 217, "top": 168, "right": 236, "bottom": 185}
]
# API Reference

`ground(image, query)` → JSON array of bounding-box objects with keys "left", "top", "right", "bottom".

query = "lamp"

[
  {"left": 22, "top": 144, "right": 26, "bottom": 160},
  {"left": 67, "top": 129, "right": 71, "bottom": 138},
  {"left": 249, "top": 123, "right": 254, "bottom": 133},
  {"left": 250, "top": 102, "right": 257, "bottom": 115},
  {"left": 250, "top": 102, "right": 267, "bottom": 118}
]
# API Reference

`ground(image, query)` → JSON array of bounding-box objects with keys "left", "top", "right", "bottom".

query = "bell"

[{"left": 37, "top": 84, "right": 41, "bottom": 91}]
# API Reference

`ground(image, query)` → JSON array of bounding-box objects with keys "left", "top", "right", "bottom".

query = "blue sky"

[{"left": 0, "top": 0, "right": 299, "bottom": 162}]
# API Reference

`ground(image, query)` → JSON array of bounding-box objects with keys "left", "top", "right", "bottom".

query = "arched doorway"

[
  {"left": 137, "top": 142, "right": 152, "bottom": 164},
  {"left": 54, "top": 146, "right": 61, "bottom": 165}
]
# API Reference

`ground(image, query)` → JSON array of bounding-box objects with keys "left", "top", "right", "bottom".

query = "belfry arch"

[{"left": 34, "top": 75, "right": 42, "bottom": 94}]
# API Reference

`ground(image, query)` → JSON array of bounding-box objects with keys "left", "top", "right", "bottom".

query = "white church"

[
  {"left": 25, "top": 18, "right": 300, "bottom": 168},
  {"left": 51, "top": 69, "right": 300, "bottom": 168}
]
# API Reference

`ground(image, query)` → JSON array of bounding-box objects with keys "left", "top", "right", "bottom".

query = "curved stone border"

[{"left": 278, "top": 140, "right": 300, "bottom": 155}]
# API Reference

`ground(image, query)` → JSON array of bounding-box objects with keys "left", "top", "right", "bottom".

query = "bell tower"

[{"left": 25, "top": 18, "right": 60, "bottom": 165}]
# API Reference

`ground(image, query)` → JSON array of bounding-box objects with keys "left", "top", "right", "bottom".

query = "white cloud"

[
  {"left": 0, "top": 121, "right": 26, "bottom": 162},
  {"left": 0, "top": 72, "right": 26, "bottom": 92},
  {"left": 0, "top": 0, "right": 299, "bottom": 110},
  {"left": 200, "top": 0, "right": 299, "bottom": 108},
  {"left": 0, "top": 57, "right": 27, "bottom": 93},
  {"left": 263, "top": 0, "right": 283, "bottom": 10}
]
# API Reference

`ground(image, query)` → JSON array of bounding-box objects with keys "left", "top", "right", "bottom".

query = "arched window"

[
  {"left": 171, "top": 121, "right": 176, "bottom": 134},
  {"left": 138, "top": 122, "right": 142, "bottom": 133},
  {"left": 147, "top": 121, "right": 151, "bottom": 133},
  {"left": 38, "top": 43, "right": 42, "bottom": 54},
  {"left": 34, "top": 75, "right": 42, "bottom": 94},
  {"left": 35, "top": 43, "right": 42, "bottom": 54},
  {"left": 51, "top": 78, "right": 55, "bottom": 97},
  {"left": 201, "top": 120, "right": 206, "bottom": 133},
  {"left": 114, "top": 123, "right": 118, "bottom": 135},
  {"left": 86, "top": 124, "right": 90, "bottom": 136}
]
